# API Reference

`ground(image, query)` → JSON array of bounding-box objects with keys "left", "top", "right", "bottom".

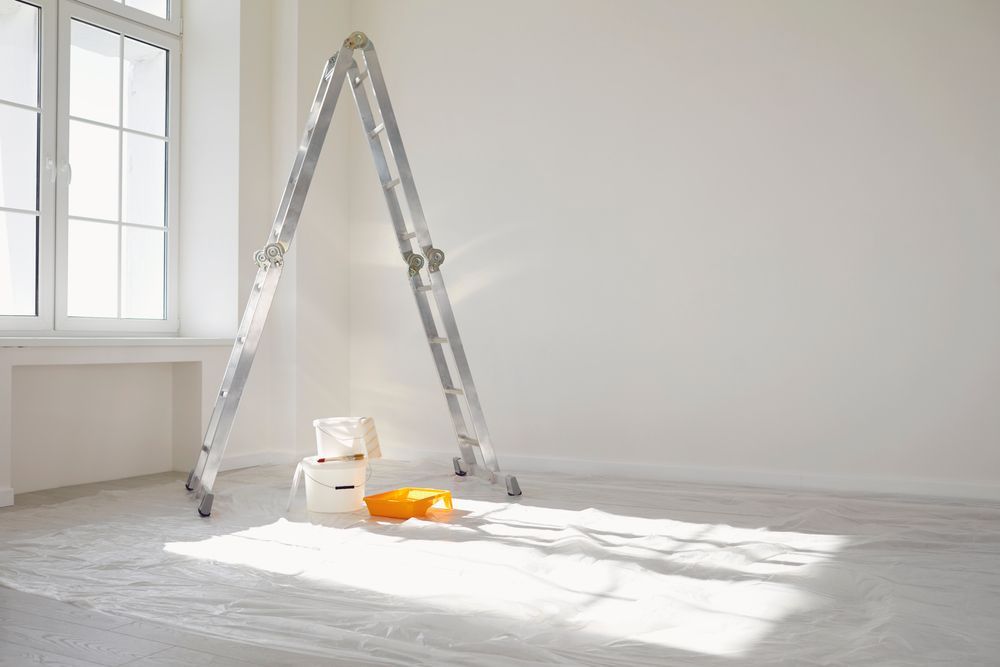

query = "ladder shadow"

[{"left": 337, "top": 508, "right": 836, "bottom": 590}]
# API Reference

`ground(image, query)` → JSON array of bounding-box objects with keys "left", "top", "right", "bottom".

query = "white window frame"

[
  {"left": 0, "top": 0, "right": 181, "bottom": 335},
  {"left": 73, "top": 0, "right": 179, "bottom": 36},
  {"left": 0, "top": 0, "right": 57, "bottom": 331},
  {"left": 54, "top": 1, "right": 180, "bottom": 333}
]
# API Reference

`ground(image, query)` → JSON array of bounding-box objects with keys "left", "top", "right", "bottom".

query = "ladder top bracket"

[{"left": 344, "top": 31, "right": 369, "bottom": 50}]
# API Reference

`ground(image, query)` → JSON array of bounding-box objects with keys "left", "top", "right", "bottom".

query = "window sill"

[{"left": 0, "top": 337, "right": 233, "bottom": 349}]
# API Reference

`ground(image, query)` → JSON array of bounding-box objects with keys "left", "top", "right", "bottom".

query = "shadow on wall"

[{"left": 352, "top": 213, "right": 537, "bottom": 306}]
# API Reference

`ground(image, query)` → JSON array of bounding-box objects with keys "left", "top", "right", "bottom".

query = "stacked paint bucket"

[{"left": 292, "top": 418, "right": 381, "bottom": 513}]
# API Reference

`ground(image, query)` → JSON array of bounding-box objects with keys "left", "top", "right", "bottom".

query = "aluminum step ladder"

[{"left": 185, "top": 32, "right": 521, "bottom": 517}]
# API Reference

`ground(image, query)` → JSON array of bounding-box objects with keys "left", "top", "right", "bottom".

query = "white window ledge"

[{"left": 0, "top": 337, "right": 233, "bottom": 348}]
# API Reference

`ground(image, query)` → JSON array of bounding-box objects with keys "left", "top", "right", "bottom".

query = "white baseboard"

[
  {"left": 0, "top": 486, "right": 12, "bottom": 508},
  {"left": 386, "top": 446, "right": 1000, "bottom": 503},
  {"left": 218, "top": 450, "right": 299, "bottom": 472}
]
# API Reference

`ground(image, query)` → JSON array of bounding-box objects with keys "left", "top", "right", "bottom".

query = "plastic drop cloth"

[{"left": 1, "top": 459, "right": 999, "bottom": 665}]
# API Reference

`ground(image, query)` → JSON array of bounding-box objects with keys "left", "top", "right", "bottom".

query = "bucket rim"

[{"left": 312, "top": 416, "right": 372, "bottom": 428}]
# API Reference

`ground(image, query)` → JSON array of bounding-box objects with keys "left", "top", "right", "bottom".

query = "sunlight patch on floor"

[{"left": 165, "top": 499, "right": 846, "bottom": 657}]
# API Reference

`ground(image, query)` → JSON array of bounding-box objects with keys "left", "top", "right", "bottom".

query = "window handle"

[{"left": 58, "top": 161, "right": 72, "bottom": 185}]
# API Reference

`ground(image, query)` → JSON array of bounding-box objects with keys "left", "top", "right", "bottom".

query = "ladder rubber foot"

[
  {"left": 452, "top": 457, "right": 467, "bottom": 477},
  {"left": 185, "top": 472, "right": 197, "bottom": 492},
  {"left": 505, "top": 475, "right": 522, "bottom": 497},
  {"left": 197, "top": 493, "right": 214, "bottom": 517}
]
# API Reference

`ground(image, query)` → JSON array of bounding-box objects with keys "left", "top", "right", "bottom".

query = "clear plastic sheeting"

[{"left": 1, "top": 460, "right": 999, "bottom": 665}]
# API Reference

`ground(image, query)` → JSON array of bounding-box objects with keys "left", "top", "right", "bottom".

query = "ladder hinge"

[
  {"left": 254, "top": 242, "right": 287, "bottom": 269},
  {"left": 404, "top": 251, "right": 425, "bottom": 277},
  {"left": 425, "top": 247, "right": 445, "bottom": 272},
  {"left": 344, "top": 31, "right": 369, "bottom": 50}
]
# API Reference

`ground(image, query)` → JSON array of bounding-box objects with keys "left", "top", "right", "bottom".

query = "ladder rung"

[
  {"left": 415, "top": 284, "right": 432, "bottom": 292},
  {"left": 443, "top": 386, "right": 464, "bottom": 396},
  {"left": 353, "top": 69, "right": 369, "bottom": 87},
  {"left": 458, "top": 435, "right": 479, "bottom": 446},
  {"left": 429, "top": 337, "right": 448, "bottom": 344},
  {"left": 399, "top": 231, "right": 416, "bottom": 240},
  {"left": 383, "top": 178, "right": 400, "bottom": 190},
  {"left": 368, "top": 123, "right": 385, "bottom": 138}
]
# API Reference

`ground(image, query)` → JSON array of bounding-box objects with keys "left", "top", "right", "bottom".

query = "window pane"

[
  {"left": 0, "top": 211, "right": 36, "bottom": 316},
  {"left": 0, "top": 103, "right": 38, "bottom": 211},
  {"left": 123, "top": 38, "right": 166, "bottom": 136},
  {"left": 125, "top": 0, "right": 168, "bottom": 21},
  {"left": 121, "top": 225, "right": 164, "bottom": 319},
  {"left": 69, "top": 120, "right": 119, "bottom": 221},
  {"left": 68, "top": 219, "right": 117, "bottom": 317},
  {"left": 122, "top": 132, "right": 164, "bottom": 227},
  {"left": 0, "top": 0, "right": 39, "bottom": 107},
  {"left": 70, "top": 20, "right": 120, "bottom": 126}
]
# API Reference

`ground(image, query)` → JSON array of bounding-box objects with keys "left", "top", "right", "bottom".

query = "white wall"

[
  {"left": 12, "top": 363, "right": 173, "bottom": 493},
  {"left": 0, "top": 342, "right": 264, "bottom": 500},
  {"left": 8, "top": 1, "right": 998, "bottom": 500},
  {"left": 347, "top": 0, "right": 1000, "bottom": 495}
]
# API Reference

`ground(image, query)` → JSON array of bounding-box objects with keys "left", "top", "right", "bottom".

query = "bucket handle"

[{"left": 286, "top": 461, "right": 373, "bottom": 512}]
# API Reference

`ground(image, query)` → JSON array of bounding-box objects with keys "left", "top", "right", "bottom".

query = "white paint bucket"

[
  {"left": 312, "top": 417, "right": 382, "bottom": 460},
  {"left": 300, "top": 456, "right": 367, "bottom": 513}
]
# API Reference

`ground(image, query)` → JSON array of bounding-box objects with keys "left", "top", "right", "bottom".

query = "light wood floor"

[{"left": 0, "top": 473, "right": 330, "bottom": 666}]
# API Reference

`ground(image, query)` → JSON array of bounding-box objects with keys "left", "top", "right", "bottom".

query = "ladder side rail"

[
  {"left": 188, "top": 51, "right": 353, "bottom": 515},
  {"left": 345, "top": 60, "right": 412, "bottom": 251},
  {"left": 361, "top": 41, "right": 501, "bottom": 474},
  {"left": 357, "top": 44, "right": 434, "bottom": 252},
  {"left": 347, "top": 62, "right": 479, "bottom": 468},
  {"left": 412, "top": 279, "right": 482, "bottom": 469},
  {"left": 428, "top": 271, "right": 501, "bottom": 472},
  {"left": 193, "top": 265, "right": 281, "bottom": 502},
  {"left": 188, "top": 52, "right": 346, "bottom": 493},
  {"left": 272, "top": 54, "right": 353, "bottom": 249},
  {"left": 186, "top": 267, "right": 268, "bottom": 490}
]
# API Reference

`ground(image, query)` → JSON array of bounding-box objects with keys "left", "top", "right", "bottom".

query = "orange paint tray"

[{"left": 363, "top": 487, "right": 453, "bottom": 519}]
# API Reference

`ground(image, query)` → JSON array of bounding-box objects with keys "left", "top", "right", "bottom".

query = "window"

[{"left": 0, "top": 0, "right": 179, "bottom": 334}]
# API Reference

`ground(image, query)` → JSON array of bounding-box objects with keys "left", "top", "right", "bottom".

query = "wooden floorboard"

[
  {"left": 0, "top": 607, "right": 169, "bottom": 666},
  {"left": 0, "top": 588, "right": 131, "bottom": 632},
  {"left": 121, "top": 646, "right": 253, "bottom": 666},
  {"left": 0, "top": 587, "right": 333, "bottom": 666},
  {"left": 0, "top": 639, "right": 103, "bottom": 666},
  {"left": 112, "top": 621, "right": 326, "bottom": 666}
]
